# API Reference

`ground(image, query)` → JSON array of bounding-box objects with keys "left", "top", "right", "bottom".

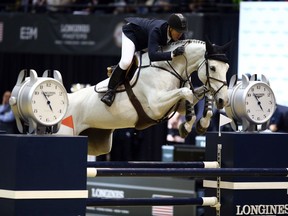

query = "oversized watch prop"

[
  {"left": 9, "top": 69, "right": 69, "bottom": 134},
  {"left": 225, "top": 74, "right": 276, "bottom": 132}
]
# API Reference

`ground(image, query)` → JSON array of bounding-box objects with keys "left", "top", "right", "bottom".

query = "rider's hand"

[{"left": 172, "top": 46, "right": 185, "bottom": 57}]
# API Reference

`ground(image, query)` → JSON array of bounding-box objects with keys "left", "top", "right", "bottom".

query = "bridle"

[{"left": 196, "top": 53, "right": 228, "bottom": 98}]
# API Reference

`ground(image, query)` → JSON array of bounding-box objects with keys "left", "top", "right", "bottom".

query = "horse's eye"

[{"left": 210, "top": 66, "right": 216, "bottom": 72}]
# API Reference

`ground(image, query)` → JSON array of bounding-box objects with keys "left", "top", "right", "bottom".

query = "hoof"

[
  {"left": 196, "top": 121, "right": 207, "bottom": 135},
  {"left": 179, "top": 123, "right": 189, "bottom": 138}
]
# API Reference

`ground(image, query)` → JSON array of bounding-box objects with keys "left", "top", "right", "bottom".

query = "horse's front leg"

[
  {"left": 157, "top": 87, "right": 194, "bottom": 106},
  {"left": 179, "top": 101, "right": 197, "bottom": 138},
  {"left": 151, "top": 87, "right": 193, "bottom": 118},
  {"left": 178, "top": 85, "right": 207, "bottom": 138},
  {"left": 158, "top": 85, "right": 207, "bottom": 108},
  {"left": 196, "top": 94, "right": 214, "bottom": 135}
]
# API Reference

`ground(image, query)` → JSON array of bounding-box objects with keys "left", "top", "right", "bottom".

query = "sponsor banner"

[
  {"left": 87, "top": 177, "right": 196, "bottom": 216},
  {"left": 236, "top": 203, "right": 288, "bottom": 216},
  {"left": 204, "top": 132, "right": 288, "bottom": 216},
  {"left": 0, "top": 13, "right": 202, "bottom": 56},
  {"left": 0, "top": 13, "right": 122, "bottom": 55}
]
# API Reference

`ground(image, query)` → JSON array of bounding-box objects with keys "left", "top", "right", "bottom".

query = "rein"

[
  {"left": 146, "top": 40, "right": 193, "bottom": 90},
  {"left": 136, "top": 62, "right": 188, "bottom": 124}
]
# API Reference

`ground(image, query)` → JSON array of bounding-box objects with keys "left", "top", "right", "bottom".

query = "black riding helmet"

[{"left": 168, "top": 13, "right": 188, "bottom": 33}]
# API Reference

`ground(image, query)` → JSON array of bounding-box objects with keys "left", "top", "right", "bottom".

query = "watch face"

[
  {"left": 31, "top": 79, "right": 68, "bottom": 125},
  {"left": 245, "top": 83, "right": 276, "bottom": 123}
]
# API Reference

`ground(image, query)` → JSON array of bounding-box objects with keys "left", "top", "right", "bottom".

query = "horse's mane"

[
  {"left": 163, "top": 39, "right": 206, "bottom": 52},
  {"left": 169, "top": 39, "right": 205, "bottom": 47}
]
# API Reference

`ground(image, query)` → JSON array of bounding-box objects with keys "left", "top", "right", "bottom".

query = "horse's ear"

[
  {"left": 205, "top": 37, "right": 230, "bottom": 63},
  {"left": 205, "top": 36, "right": 214, "bottom": 54},
  {"left": 220, "top": 39, "right": 234, "bottom": 53},
  {"left": 205, "top": 36, "right": 233, "bottom": 54}
]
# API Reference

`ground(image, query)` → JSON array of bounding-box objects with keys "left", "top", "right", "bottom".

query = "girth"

[{"left": 124, "top": 79, "right": 157, "bottom": 130}]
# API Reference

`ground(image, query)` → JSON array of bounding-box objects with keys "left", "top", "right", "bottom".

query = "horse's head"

[{"left": 197, "top": 39, "right": 231, "bottom": 109}]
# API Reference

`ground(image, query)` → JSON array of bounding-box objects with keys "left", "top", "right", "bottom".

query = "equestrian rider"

[{"left": 101, "top": 13, "right": 188, "bottom": 107}]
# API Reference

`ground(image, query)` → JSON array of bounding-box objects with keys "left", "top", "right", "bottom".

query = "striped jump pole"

[
  {"left": 87, "top": 167, "right": 288, "bottom": 178},
  {"left": 86, "top": 196, "right": 218, "bottom": 207},
  {"left": 87, "top": 161, "right": 219, "bottom": 168}
]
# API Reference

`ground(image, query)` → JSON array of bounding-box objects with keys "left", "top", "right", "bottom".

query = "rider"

[{"left": 101, "top": 13, "right": 188, "bottom": 107}]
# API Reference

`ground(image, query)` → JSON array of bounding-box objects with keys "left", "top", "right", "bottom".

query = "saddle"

[{"left": 95, "top": 55, "right": 140, "bottom": 93}]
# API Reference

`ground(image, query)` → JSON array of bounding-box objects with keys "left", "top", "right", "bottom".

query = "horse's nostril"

[
  {"left": 216, "top": 98, "right": 225, "bottom": 110},
  {"left": 218, "top": 98, "right": 223, "bottom": 105}
]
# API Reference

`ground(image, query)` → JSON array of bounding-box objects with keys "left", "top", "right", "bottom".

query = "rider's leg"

[
  {"left": 101, "top": 33, "right": 135, "bottom": 106},
  {"left": 101, "top": 65, "right": 126, "bottom": 106},
  {"left": 118, "top": 33, "right": 135, "bottom": 70}
]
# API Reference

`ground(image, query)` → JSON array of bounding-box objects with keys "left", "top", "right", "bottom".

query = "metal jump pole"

[
  {"left": 86, "top": 196, "right": 218, "bottom": 207},
  {"left": 87, "top": 161, "right": 219, "bottom": 168},
  {"left": 87, "top": 167, "right": 288, "bottom": 178}
]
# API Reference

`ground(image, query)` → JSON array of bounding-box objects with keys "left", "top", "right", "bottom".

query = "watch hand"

[
  {"left": 42, "top": 91, "right": 53, "bottom": 112},
  {"left": 253, "top": 93, "right": 263, "bottom": 111}
]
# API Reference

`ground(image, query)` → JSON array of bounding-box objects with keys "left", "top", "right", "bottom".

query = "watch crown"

[{"left": 9, "top": 96, "right": 17, "bottom": 106}]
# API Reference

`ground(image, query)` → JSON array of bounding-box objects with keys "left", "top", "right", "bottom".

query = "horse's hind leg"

[{"left": 80, "top": 128, "right": 113, "bottom": 156}]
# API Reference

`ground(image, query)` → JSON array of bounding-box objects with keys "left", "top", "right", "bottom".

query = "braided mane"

[
  {"left": 169, "top": 39, "right": 205, "bottom": 47},
  {"left": 163, "top": 39, "right": 206, "bottom": 53}
]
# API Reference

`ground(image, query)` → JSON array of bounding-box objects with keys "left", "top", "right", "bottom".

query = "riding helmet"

[{"left": 168, "top": 13, "right": 188, "bottom": 33}]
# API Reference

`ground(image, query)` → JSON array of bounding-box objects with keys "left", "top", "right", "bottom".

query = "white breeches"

[{"left": 119, "top": 32, "right": 136, "bottom": 70}]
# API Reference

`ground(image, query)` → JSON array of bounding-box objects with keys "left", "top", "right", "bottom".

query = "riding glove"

[{"left": 172, "top": 46, "right": 185, "bottom": 57}]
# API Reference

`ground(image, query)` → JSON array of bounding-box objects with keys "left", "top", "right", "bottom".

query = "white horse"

[{"left": 58, "top": 39, "right": 230, "bottom": 156}]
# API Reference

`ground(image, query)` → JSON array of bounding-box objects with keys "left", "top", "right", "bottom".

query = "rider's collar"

[{"left": 167, "top": 27, "right": 172, "bottom": 44}]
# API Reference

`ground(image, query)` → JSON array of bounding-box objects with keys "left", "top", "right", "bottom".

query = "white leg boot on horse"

[
  {"left": 178, "top": 86, "right": 206, "bottom": 138},
  {"left": 101, "top": 65, "right": 126, "bottom": 106},
  {"left": 196, "top": 94, "right": 214, "bottom": 135}
]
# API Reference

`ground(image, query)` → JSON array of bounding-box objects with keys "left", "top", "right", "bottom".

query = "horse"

[{"left": 57, "top": 39, "right": 230, "bottom": 156}]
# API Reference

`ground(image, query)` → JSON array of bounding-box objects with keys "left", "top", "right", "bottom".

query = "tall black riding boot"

[{"left": 101, "top": 65, "right": 126, "bottom": 106}]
